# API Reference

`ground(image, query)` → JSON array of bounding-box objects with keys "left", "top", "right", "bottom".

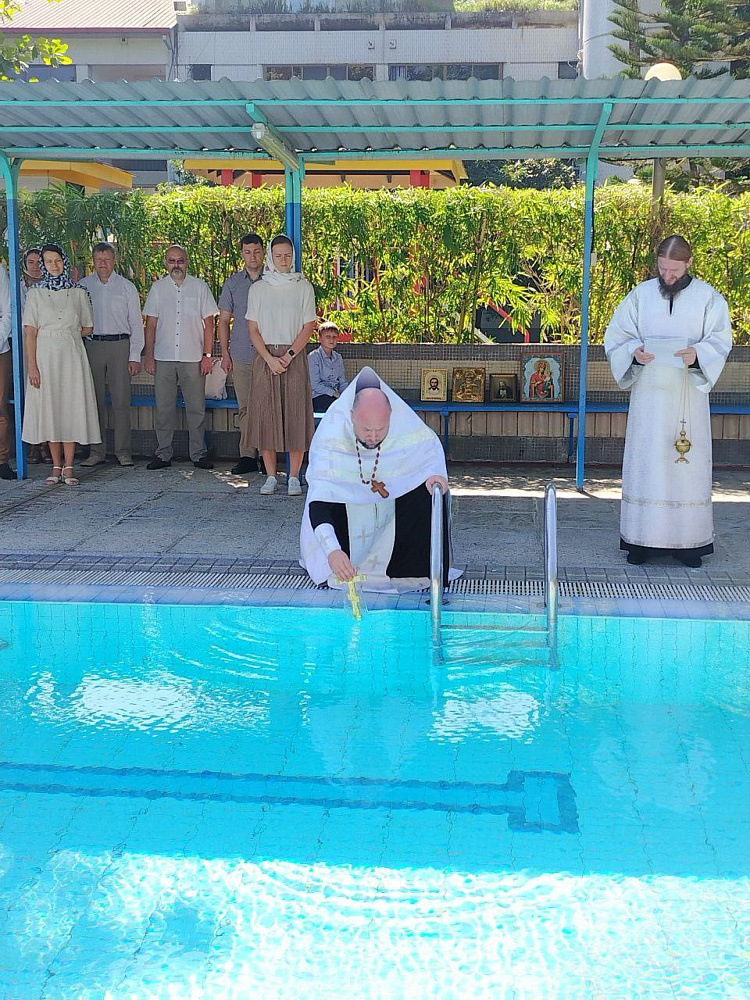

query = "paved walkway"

[{"left": 2, "top": 461, "right": 749, "bottom": 584}]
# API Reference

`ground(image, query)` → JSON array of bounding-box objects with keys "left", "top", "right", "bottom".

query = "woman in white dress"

[
  {"left": 604, "top": 235, "right": 732, "bottom": 568},
  {"left": 22, "top": 244, "right": 101, "bottom": 487},
  {"left": 245, "top": 235, "right": 317, "bottom": 497}
]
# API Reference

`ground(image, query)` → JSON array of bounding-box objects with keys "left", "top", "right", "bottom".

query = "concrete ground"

[{"left": 1, "top": 460, "right": 749, "bottom": 584}]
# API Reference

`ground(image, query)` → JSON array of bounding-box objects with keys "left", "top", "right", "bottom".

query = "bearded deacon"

[
  {"left": 300, "top": 367, "right": 455, "bottom": 592},
  {"left": 604, "top": 235, "right": 732, "bottom": 568}
]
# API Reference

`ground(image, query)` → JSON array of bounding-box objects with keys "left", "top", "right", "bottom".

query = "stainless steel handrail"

[
  {"left": 430, "top": 484, "right": 444, "bottom": 633},
  {"left": 543, "top": 483, "right": 559, "bottom": 636}
]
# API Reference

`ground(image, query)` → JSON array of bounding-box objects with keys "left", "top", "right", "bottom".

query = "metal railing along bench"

[
  {"left": 124, "top": 394, "right": 750, "bottom": 461},
  {"left": 415, "top": 400, "right": 750, "bottom": 459}
]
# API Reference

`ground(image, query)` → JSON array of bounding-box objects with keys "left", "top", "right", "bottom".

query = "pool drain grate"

[
  {"left": 449, "top": 577, "right": 750, "bottom": 602},
  {"left": 1, "top": 567, "right": 749, "bottom": 603}
]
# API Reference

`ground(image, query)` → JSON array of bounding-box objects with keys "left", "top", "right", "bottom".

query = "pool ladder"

[
  {"left": 430, "top": 484, "right": 445, "bottom": 639},
  {"left": 543, "top": 483, "right": 559, "bottom": 659},
  {"left": 430, "top": 481, "right": 559, "bottom": 663}
]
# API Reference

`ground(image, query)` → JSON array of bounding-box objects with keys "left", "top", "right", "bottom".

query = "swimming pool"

[{"left": 0, "top": 601, "right": 748, "bottom": 999}]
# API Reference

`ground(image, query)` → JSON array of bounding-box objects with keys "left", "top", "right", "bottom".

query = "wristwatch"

[
  {"left": 287, "top": 348, "right": 296, "bottom": 357},
  {"left": 202, "top": 352, "right": 213, "bottom": 358}
]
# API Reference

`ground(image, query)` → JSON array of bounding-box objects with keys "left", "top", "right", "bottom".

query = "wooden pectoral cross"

[{"left": 371, "top": 479, "right": 389, "bottom": 498}]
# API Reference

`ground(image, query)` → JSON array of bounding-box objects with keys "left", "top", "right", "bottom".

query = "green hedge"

[{"left": 6, "top": 183, "right": 750, "bottom": 343}]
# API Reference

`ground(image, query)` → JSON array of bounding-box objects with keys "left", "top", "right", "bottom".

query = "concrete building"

[{"left": 177, "top": 5, "right": 580, "bottom": 86}]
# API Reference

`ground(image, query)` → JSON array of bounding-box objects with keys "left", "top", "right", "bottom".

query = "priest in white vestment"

[
  {"left": 300, "top": 367, "right": 456, "bottom": 592},
  {"left": 604, "top": 235, "right": 732, "bottom": 568}
]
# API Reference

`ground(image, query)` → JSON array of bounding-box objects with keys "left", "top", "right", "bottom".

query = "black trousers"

[
  {"left": 312, "top": 394, "right": 337, "bottom": 413},
  {"left": 309, "top": 484, "right": 450, "bottom": 584}
]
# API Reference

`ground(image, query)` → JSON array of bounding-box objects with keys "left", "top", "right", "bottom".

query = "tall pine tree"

[
  {"left": 609, "top": 2, "right": 750, "bottom": 191},
  {"left": 609, "top": 1, "right": 750, "bottom": 79}
]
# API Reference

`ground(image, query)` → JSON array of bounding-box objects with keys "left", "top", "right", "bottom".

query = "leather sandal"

[
  {"left": 61, "top": 465, "right": 80, "bottom": 486},
  {"left": 45, "top": 465, "right": 63, "bottom": 485}
]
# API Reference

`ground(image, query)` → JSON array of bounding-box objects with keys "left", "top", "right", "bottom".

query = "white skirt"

[
  {"left": 621, "top": 363, "right": 713, "bottom": 551},
  {"left": 22, "top": 328, "right": 101, "bottom": 445}
]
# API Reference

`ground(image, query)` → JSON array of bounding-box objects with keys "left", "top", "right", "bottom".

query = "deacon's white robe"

[{"left": 604, "top": 277, "right": 732, "bottom": 553}]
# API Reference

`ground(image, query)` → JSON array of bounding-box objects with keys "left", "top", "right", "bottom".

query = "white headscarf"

[
  {"left": 262, "top": 237, "right": 304, "bottom": 288},
  {"left": 300, "top": 368, "right": 448, "bottom": 583}
]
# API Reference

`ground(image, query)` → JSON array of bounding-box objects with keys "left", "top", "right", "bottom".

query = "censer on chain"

[
  {"left": 675, "top": 421, "right": 691, "bottom": 462},
  {"left": 674, "top": 364, "right": 692, "bottom": 463}
]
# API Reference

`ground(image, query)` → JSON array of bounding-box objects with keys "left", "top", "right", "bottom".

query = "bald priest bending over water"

[{"left": 300, "top": 368, "right": 457, "bottom": 592}]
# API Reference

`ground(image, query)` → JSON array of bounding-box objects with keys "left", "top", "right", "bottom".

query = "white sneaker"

[
  {"left": 260, "top": 475, "right": 278, "bottom": 495},
  {"left": 287, "top": 476, "right": 302, "bottom": 496}
]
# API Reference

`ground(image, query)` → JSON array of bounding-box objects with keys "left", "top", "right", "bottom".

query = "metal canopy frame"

[{"left": 2, "top": 77, "right": 750, "bottom": 481}]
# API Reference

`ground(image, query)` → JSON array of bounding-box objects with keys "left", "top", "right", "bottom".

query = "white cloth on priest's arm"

[
  {"left": 604, "top": 277, "right": 732, "bottom": 391},
  {"left": 300, "top": 366, "right": 450, "bottom": 587}
]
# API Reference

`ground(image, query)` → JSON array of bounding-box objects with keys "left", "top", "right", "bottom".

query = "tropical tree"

[
  {"left": 609, "top": 1, "right": 750, "bottom": 190},
  {"left": 609, "top": 0, "right": 750, "bottom": 79},
  {"left": 0, "top": 0, "right": 71, "bottom": 80}
]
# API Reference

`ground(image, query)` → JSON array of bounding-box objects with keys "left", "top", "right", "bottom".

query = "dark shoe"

[
  {"left": 231, "top": 456, "right": 259, "bottom": 475},
  {"left": 626, "top": 551, "right": 647, "bottom": 565},
  {"left": 146, "top": 457, "right": 172, "bottom": 470},
  {"left": 0, "top": 462, "right": 16, "bottom": 481},
  {"left": 676, "top": 553, "right": 702, "bottom": 569},
  {"left": 193, "top": 456, "right": 214, "bottom": 470},
  {"left": 27, "top": 446, "right": 41, "bottom": 465}
]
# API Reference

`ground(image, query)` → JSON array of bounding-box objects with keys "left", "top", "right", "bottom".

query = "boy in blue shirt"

[{"left": 308, "top": 321, "right": 348, "bottom": 413}]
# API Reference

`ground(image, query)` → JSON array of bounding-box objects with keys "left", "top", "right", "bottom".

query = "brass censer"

[{"left": 675, "top": 419, "right": 692, "bottom": 463}]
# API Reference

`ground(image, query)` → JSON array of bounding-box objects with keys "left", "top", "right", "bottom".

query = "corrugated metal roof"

[
  {"left": 5, "top": 0, "right": 177, "bottom": 32},
  {"left": 0, "top": 76, "right": 749, "bottom": 161}
]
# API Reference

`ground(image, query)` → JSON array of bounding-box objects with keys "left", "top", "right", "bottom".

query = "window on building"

[
  {"left": 266, "top": 65, "right": 303, "bottom": 81},
  {"left": 89, "top": 64, "right": 166, "bottom": 83},
  {"left": 558, "top": 60, "right": 578, "bottom": 80},
  {"left": 17, "top": 63, "right": 76, "bottom": 82},
  {"left": 302, "top": 65, "right": 328, "bottom": 81},
  {"left": 348, "top": 65, "right": 374, "bottom": 82},
  {"left": 390, "top": 64, "right": 501, "bottom": 82},
  {"left": 190, "top": 64, "right": 211, "bottom": 81},
  {"left": 265, "top": 64, "right": 374, "bottom": 82},
  {"left": 447, "top": 63, "right": 501, "bottom": 81}
]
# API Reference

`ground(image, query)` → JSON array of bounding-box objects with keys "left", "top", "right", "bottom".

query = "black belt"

[{"left": 89, "top": 334, "right": 130, "bottom": 342}]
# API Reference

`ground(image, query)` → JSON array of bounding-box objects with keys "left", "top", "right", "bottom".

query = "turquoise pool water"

[{"left": 0, "top": 601, "right": 748, "bottom": 999}]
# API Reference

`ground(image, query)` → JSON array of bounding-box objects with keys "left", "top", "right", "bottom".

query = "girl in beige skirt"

[
  {"left": 22, "top": 244, "right": 100, "bottom": 486},
  {"left": 246, "top": 235, "right": 317, "bottom": 496}
]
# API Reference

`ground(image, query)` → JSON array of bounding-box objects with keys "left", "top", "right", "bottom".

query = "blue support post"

[
  {"left": 284, "top": 165, "right": 304, "bottom": 269},
  {"left": 0, "top": 155, "right": 25, "bottom": 480},
  {"left": 576, "top": 103, "right": 613, "bottom": 492},
  {"left": 284, "top": 167, "right": 295, "bottom": 245},
  {"left": 295, "top": 162, "right": 305, "bottom": 269}
]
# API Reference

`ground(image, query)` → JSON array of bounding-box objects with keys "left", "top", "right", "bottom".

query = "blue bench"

[{"left": 128, "top": 394, "right": 749, "bottom": 461}]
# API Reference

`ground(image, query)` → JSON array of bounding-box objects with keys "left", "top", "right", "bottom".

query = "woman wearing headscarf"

[
  {"left": 604, "top": 235, "right": 732, "bottom": 568},
  {"left": 21, "top": 247, "right": 51, "bottom": 466},
  {"left": 245, "top": 234, "right": 317, "bottom": 496},
  {"left": 22, "top": 243, "right": 101, "bottom": 487}
]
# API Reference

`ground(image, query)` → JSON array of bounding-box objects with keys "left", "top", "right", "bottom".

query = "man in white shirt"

[
  {"left": 0, "top": 262, "right": 15, "bottom": 480},
  {"left": 142, "top": 245, "right": 219, "bottom": 470},
  {"left": 80, "top": 243, "right": 145, "bottom": 467}
]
